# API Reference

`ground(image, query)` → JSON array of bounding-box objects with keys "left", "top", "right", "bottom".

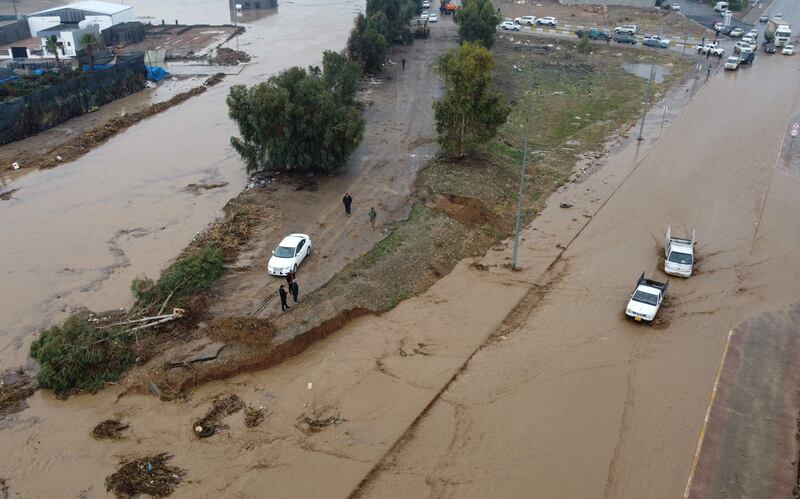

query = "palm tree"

[
  {"left": 45, "top": 35, "right": 64, "bottom": 79},
  {"left": 79, "top": 33, "right": 97, "bottom": 71}
]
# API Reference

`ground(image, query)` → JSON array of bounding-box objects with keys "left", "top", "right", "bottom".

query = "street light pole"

[
  {"left": 637, "top": 25, "right": 662, "bottom": 141},
  {"left": 511, "top": 90, "right": 563, "bottom": 270}
]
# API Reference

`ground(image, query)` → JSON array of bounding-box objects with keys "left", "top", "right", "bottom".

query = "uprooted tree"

[
  {"left": 227, "top": 52, "right": 365, "bottom": 174},
  {"left": 454, "top": 0, "right": 503, "bottom": 49},
  {"left": 433, "top": 42, "right": 510, "bottom": 158}
]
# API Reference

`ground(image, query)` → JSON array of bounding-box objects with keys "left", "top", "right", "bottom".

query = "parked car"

[
  {"left": 783, "top": 44, "right": 794, "bottom": 55},
  {"left": 574, "top": 28, "right": 612, "bottom": 41},
  {"left": 734, "top": 41, "right": 753, "bottom": 53},
  {"left": 422, "top": 0, "right": 430, "bottom": 7},
  {"left": 514, "top": 15, "right": 536, "bottom": 25},
  {"left": 670, "top": 3, "right": 681, "bottom": 10},
  {"left": 759, "top": 14, "right": 769, "bottom": 22},
  {"left": 420, "top": 11, "right": 429, "bottom": 20},
  {"left": 714, "top": 21, "right": 724, "bottom": 31},
  {"left": 774, "top": 13, "right": 783, "bottom": 19},
  {"left": 729, "top": 27, "right": 744, "bottom": 37},
  {"left": 720, "top": 25, "right": 735, "bottom": 35},
  {"left": 643, "top": 35, "right": 670, "bottom": 48},
  {"left": 499, "top": 21, "right": 520, "bottom": 31},
  {"left": 268, "top": 234, "right": 312, "bottom": 276},
  {"left": 428, "top": 13, "right": 438, "bottom": 22},
  {"left": 614, "top": 34, "right": 637, "bottom": 44},
  {"left": 748, "top": 28, "right": 759, "bottom": 38},
  {"left": 742, "top": 35, "right": 755, "bottom": 45},
  {"left": 724, "top": 55, "right": 740, "bottom": 70},
  {"left": 697, "top": 43, "right": 724, "bottom": 56},
  {"left": 764, "top": 42, "right": 777, "bottom": 53},
  {"left": 614, "top": 24, "right": 638, "bottom": 35},
  {"left": 739, "top": 49, "right": 755, "bottom": 64},
  {"left": 536, "top": 16, "right": 558, "bottom": 26}
]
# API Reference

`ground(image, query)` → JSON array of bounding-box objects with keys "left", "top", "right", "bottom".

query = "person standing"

[
  {"left": 706, "top": 49, "right": 711, "bottom": 59},
  {"left": 290, "top": 279, "right": 299, "bottom": 303},
  {"left": 368, "top": 207, "right": 377, "bottom": 231},
  {"left": 279, "top": 285, "right": 290, "bottom": 311},
  {"left": 285, "top": 270, "right": 296, "bottom": 286},
  {"left": 402, "top": 58, "right": 406, "bottom": 70},
  {"left": 343, "top": 192, "right": 353, "bottom": 216}
]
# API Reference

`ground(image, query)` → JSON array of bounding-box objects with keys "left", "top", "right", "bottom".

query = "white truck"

[
  {"left": 625, "top": 272, "right": 669, "bottom": 322},
  {"left": 764, "top": 19, "right": 792, "bottom": 47},
  {"left": 713, "top": 1, "right": 728, "bottom": 12},
  {"left": 664, "top": 226, "right": 695, "bottom": 277}
]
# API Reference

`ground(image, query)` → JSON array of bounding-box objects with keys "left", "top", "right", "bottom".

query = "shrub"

[{"left": 577, "top": 34, "right": 591, "bottom": 54}]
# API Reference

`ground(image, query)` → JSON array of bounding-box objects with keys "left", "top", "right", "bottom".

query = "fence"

[{"left": 0, "top": 54, "right": 146, "bottom": 145}]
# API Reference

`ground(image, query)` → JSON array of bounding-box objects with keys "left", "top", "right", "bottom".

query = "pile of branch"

[
  {"left": 92, "top": 419, "right": 130, "bottom": 440},
  {"left": 193, "top": 394, "right": 245, "bottom": 437},
  {"left": 106, "top": 453, "right": 185, "bottom": 497}
]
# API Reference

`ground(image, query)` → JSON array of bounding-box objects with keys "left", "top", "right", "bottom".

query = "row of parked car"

[
  {"left": 512, "top": 15, "right": 559, "bottom": 27},
  {"left": 572, "top": 26, "right": 672, "bottom": 48}
]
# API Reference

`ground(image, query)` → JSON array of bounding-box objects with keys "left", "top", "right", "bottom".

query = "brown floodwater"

[{"left": 0, "top": 0, "right": 361, "bottom": 367}]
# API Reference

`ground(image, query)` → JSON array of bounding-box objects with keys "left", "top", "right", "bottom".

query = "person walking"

[
  {"left": 402, "top": 58, "right": 406, "bottom": 70},
  {"left": 279, "top": 285, "right": 290, "bottom": 311},
  {"left": 707, "top": 64, "right": 711, "bottom": 79},
  {"left": 701, "top": 36, "right": 705, "bottom": 45},
  {"left": 368, "top": 207, "right": 377, "bottom": 231},
  {"left": 290, "top": 279, "right": 299, "bottom": 303},
  {"left": 706, "top": 49, "right": 711, "bottom": 59},
  {"left": 343, "top": 192, "right": 353, "bottom": 216}
]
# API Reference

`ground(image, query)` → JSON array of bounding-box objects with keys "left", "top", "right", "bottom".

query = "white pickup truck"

[
  {"left": 664, "top": 226, "right": 695, "bottom": 277},
  {"left": 625, "top": 272, "right": 669, "bottom": 322},
  {"left": 697, "top": 43, "right": 725, "bottom": 56}
]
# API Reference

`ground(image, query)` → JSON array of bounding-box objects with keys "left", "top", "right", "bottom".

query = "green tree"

[
  {"left": 433, "top": 42, "right": 510, "bottom": 157},
  {"left": 454, "top": 0, "right": 502, "bottom": 49},
  {"left": 366, "top": 0, "right": 416, "bottom": 43},
  {"left": 227, "top": 64, "right": 365, "bottom": 174},
  {"left": 347, "top": 13, "right": 388, "bottom": 73},
  {"left": 45, "top": 35, "right": 64, "bottom": 79},
  {"left": 321, "top": 50, "right": 362, "bottom": 105},
  {"left": 80, "top": 33, "right": 98, "bottom": 71}
]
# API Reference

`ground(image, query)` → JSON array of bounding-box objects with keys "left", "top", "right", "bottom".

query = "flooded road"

[{"left": 0, "top": 0, "right": 360, "bottom": 367}]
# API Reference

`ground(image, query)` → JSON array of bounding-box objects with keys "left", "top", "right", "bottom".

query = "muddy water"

[{"left": 0, "top": 0, "right": 361, "bottom": 367}]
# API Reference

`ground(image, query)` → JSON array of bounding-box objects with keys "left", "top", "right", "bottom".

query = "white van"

[{"left": 714, "top": 1, "right": 728, "bottom": 12}]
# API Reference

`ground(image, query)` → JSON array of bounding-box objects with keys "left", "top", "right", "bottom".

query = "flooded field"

[{"left": 0, "top": 0, "right": 360, "bottom": 366}]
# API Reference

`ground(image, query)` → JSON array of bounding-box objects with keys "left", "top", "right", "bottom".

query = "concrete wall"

[
  {"left": 559, "top": 0, "right": 656, "bottom": 6},
  {"left": 0, "top": 20, "right": 31, "bottom": 45}
]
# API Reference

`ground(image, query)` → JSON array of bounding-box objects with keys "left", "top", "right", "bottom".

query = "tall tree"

[
  {"left": 454, "top": 0, "right": 502, "bottom": 49},
  {"left": 227, "top": 63, "right": 364, "bottom": 174},
  {"left": 45, "top": 35, "right": 64, "bottom": 79},
  {"left": 346, "top": 13, "right": 388, "bottom": 74},
  {"left": 79, "top": 33, "right": 97, "bottom": 71},
  {"left": 321, "top": 50, "right": 362, "bottom": 105},
  {"left": 433, "top": 42, "right": 510, "bottom": 158}
]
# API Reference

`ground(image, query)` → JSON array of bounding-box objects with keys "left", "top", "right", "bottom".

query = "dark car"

[
  {"left": 720, "top": 25, "right": 735, "bottom": 36},
  {"left": 575, "top": 28, "right": 612, "bottom": 41},
  {"left": 614, "top": 34, "right": 637, "bottom": 44},
  {"left": 764, "top": 42, "right": 776, "bottom": 53},
  {"left": 739, "top": 50, "right": 755, "bottom": 64}
]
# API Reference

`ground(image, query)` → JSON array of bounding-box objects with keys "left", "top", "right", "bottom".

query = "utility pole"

[
  {"left": 512, "top": 113, "right": 530, "bottom": 271},
  {"left": 638, "top": 25, "right": 661, "bottom": 141},
  {"left": 11, "top": 0, "right": 18, "bottom": 16}
]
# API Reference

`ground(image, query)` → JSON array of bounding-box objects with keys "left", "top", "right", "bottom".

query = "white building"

[{"left": 27, "top": 1, "right": 133, "bottom": 58}]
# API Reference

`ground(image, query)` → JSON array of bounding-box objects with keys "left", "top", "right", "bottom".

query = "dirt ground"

[{"left": 498, "top": 0, "right": 710, "bottom": 38}]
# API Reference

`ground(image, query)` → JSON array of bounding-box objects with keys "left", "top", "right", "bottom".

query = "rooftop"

[{"left": 31, "top": 1, "right": 133, "bottom": 17}]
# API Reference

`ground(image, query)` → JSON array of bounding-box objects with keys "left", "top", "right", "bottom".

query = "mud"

[{"left": 213, "top": 48, "right": 252, "bottom": 65}]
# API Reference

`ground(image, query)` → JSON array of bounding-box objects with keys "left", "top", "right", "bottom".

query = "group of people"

[
  {"left": 278, "top": 271, "right": 299, "bottom": 311},
  {"left": 277, "top": 193, "right": 378, "bottom": 313}
]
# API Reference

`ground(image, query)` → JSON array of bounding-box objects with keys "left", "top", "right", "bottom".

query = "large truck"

[{"left": 764, "top": 19, "right": 792, "bottom": 47}]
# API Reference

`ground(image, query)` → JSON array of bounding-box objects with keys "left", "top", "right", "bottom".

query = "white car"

[
  {"left": 724, "top": 55, "right": 740, "bottom": 70},
  {"left": 714, "top": 21, "right": 724, "bottom": 31},
  {"left": 783, "top": 44, "right": 794, "bottom": 55},
  {"left": 428, "top": 13, "right": 438, "bottom": 22},
  {"left": 671, "top": 3, "right": 680, "bottom": 10},
  {"left": 500, "top": 21, "right": 520, "bottom": 31},
  {"left": 422, "top": 0, "right": 430, "bottom": 7},
  {"left": 729, "top": 27, "right": 744, "bottom": 37},
  {"left": 267, "top": 233, "right": 312, "bottom": 276},
  {"left": 734, "top": 41, "right": 752, "bottom": 53},
  {"left": 420, "top": 11, "right": 429, "bottom": 20},
  {"left": 644, "top": 34, "right": 671, "bottom": 45},
  {"left": 614, "top": 24, "right": 638, "bottom": 35},
  {"left": 697, "top": 43, "right": 724, "bottom": 56},
  {"left": 515, "top": 15, "right": 536, "bottom": 25},
  {"left": 742, "top": 34, "right": 755, "bottom": 45},
  {"left": 536, "top": 16, "right": 558, "bottom": 26}
]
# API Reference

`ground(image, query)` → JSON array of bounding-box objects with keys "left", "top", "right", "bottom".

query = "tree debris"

[
  {"left": 244, "top": 406, "right": 265, "bottom": 427},
  {"left": 193, "top": 394, "right": 245, "bottom": 437},
  {"left": 105, "top": 453, "right": 185, "bottom": 498},
  {"left": 0, "top": 370, "right": 38, "bottom": 416},
  {"left": 296, "top": 414, "right": 345, "bottom": 434},
  {"left": 92, "top": 419, "right": 129, "bottom": 440}
]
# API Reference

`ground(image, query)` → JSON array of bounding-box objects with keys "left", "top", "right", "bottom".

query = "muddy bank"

[{"left": 3, "top": 73, "right": 225, "bottom": 174}]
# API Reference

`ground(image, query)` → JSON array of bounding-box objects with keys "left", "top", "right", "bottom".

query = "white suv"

[
  {"left": 514, "top": 15, "right": 536, "bottom": 25},
  {"left": 614, "top": 24, "right": 638, "bottom": 34},
  {"left": 536, "top": 16, "right": 558, "bottom": 26},
  {"left": 499, "top": 21, "right": 520, "bottom": 31}
]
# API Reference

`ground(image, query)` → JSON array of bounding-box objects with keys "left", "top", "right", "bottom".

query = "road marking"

[{"left": 683, "top": 329, "right": 735, "bottom": 499}]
